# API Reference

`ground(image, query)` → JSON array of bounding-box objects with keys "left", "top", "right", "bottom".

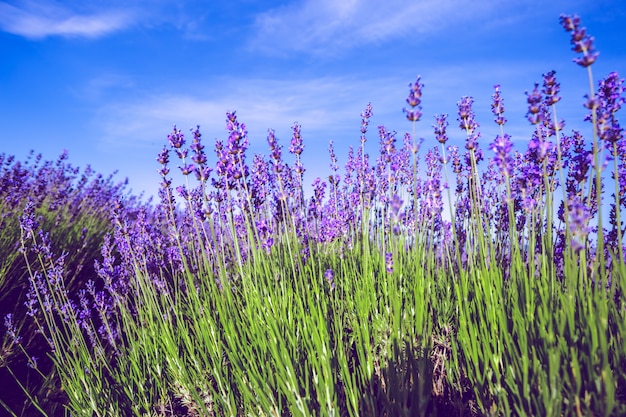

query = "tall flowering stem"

[
  {"left": 358, "top": 103, "right": 374, "bottom": 242},
  {"left": 457, "top": 96, "right": 485, "bottom": 255},
  {"left": 432, "top": 112, "right": 458, "bottom": 262},
  {"left": 561, "top": 14, "right": 605, "bottom": 274},
  {"left": 289, "top": 122, "right": 305, "bottom": 212},
  {"left": 490, "top": 85, "right": 516, "bottom": 244},
  {"left": 542, "top": 72, "right": 567, "bottom": 202},
  {"left": 597, "top": 72, "right": 626, "bottom": 263},
  {"left": 404, "top": 77, "right": 424, "bottom": 243}
]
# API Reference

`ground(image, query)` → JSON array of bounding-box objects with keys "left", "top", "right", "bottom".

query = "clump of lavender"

[
  {"left": 5, "top": 13, "right": 626, "bottom": 417},
  {"left": 0, "top": 149, "right": 143, "bottom": 415}
]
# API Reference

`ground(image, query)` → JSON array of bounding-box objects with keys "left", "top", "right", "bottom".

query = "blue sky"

[{"left": 1, "top": 0, "right": 625, "bottom": 200}]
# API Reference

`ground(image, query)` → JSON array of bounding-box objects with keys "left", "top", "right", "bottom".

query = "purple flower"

[
  {"left": 542, "top": 70, "right": 561, "bottom": 106},
  {"left": 433, "top": 114, "right": 449, "bottom": 144},
  {"left": 256, "top": 220, "right": 274, "bottom": 254},
  {"left": 457, "top": 96, "right": 476, "bottom": 131},
  {"left": 190, "top": 128, "right": 207, "bottom": 162},
  {"left": 403, "top": 76, "right": 424, "bottom": 122},
  {"left": 568, "top": 195, "right": 592, "bottom": 251},
  {"left": 564, "top": 131, "right": 592, "bottom": 196},
  {"left": 3, "top": 313, "right": 21, "bottom": 344},
  {"left": 527, "top": 130, "right": 552, "bottom": 163},
  {"left": 457, "top": 97, "right": 480, "bottom": 150},
  {"left": 361, "top": 102, "right": 374, "bottom": 140},
  {"left": 491, "top": 134, "right": 514, "bottom": 177},
  {"left": 526, "top": 83, "right": 543, "bottom": 125},
  {"left": 19, "top": 199, "right": 39, "bottom": 240},
  {"left": 224, "top": 111, "right": 249, "bottom": 184},
  {"left": 289, "top": 122, "right": 304, "bottom": 156},
  {"left": 390, "top": 193, "right": 403, "bottom": 234},
  {"left": 328, "top": 140, "right": 339, "bottom": 174},
  {"left": 167, "top": 126, "right": 185, "bottom": 149},
  {"left": 324, "top": 269, "right": 335, "bottom": 290},
  {"left": 190, "top": 126, "right": 211, "bottom": 185},
  {"left": 449, "top": 145, "right": 462, "bottom": 174},
  {"left": 250, "top": 154, "right": 270, "bottom": 209},
  {"left": 27, "top": 356, "right": 38, "bottom": 369},
  {"left": 213, "top": 113, "right": 250, "bottom": 189},
  {"left": 377, "top": 125, "right": 397, "bottom": 167},
  {"left": 595, "top": 72, "right": 625, "bottom": 145},
  {"left": 179, "top": 163, "right": 195, "bottom": 176},
  {"left": 156, "top": 147, "right": 170, "bottom": 166},
  {"left": 560, "top": 14, "right": 599, "bottom": 67},
  {"left": 267, "top": 129, "right": 284, "bottom": 174},
  {"left": 385, "top": 252, "right": 394, "bottom": 274},
  {"left": 491, "top": 84, "right": 507, "bottom": 126},
  {"left": 423, "top": 148, "right": 444, "bottom": 221},
  {"left": 309, "top": 177, "right": 326, "bottom": 218}
]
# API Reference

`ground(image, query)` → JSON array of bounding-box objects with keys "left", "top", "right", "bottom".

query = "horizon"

[{"left": 1, "top": 0, "right": 625, "bottom": 200}]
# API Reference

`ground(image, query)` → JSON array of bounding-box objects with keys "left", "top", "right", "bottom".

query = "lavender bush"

[
  {"left": 3, "top": 14, "right": 626, "bottom": 416},
  {"left": 0, "top": 151, "right": 142, "bottom": 415}
]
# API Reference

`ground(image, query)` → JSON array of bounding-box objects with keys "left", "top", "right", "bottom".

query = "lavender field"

[{"left": 1, "top": 14, "right": 626, "bottom": 416}]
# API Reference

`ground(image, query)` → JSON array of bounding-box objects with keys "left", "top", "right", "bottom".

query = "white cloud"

[
  {"left": 0, "top": 1, "right": 132, "bottom": 39},
  {"left": 250, "top": 0, "right": 502, "bottom": 55},
  {"left": 248, "top": 0, "right": 594, "bottom": 56},
  {"left": 78, "top": 73, "right": 137, "bottom": 101},
  {"left": 93, "top": 76, "right": 405, "bottom": 151}
]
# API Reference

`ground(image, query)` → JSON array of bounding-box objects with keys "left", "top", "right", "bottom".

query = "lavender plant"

[
  {"left": 5, "top": 13, "right": 626, "bottom": 417},
  {"left": 0, "top": 151, "right": 141, "bottom": 416}
]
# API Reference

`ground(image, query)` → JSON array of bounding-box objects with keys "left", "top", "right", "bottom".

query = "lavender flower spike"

[
  {"left": 433, "top": 114, "right": 449, "bottom": 144},
  {"left": 385, "top": 252, "right": 394, "bottom": 274},
  {"left": 4, "top": 313, "right": 21, "bottom": 345},
  {"left": 324, "top": 269, "right": 335, "bottom": 290},
  {"left": 403, "top": 76, "right": 424, "bottom": 122},
  {"left": 491, "top": 84, "right": 507, "bottom": 126},
  {"left": 491, "top": 134, "right": 514, "bottom": 177},
  {"left": 596, "top": 72, "right": 625, "bottom": 145},
  {"left": 525, "top": 83, "right": 543, "bottom": 125},
  {"left": 568, "top": 195, "right": 592, "bottom": 252},
  {"left": 167, "top": 126, "right": 185, "bottom": 149},
  {"left": 289, "top": 122, "right": 304, "bottom": 155},
  {"left": 457, "top": 96, "right": 479, "bottom": 150},
  {"left": 560, "top": 14, "right": 599, "bottom": 67},
  {"left": 457, "top": 96, "right": 477, "bottom": 133},
  {"left": 542, "top": 70, "right": 561, "bottom": 106},
  {"left": 361, "top": 102, "right": 373, "bottom": 139}
]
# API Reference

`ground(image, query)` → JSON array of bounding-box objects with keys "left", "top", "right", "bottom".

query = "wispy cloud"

[
  {"left": 0, "top": 1, "right": 132, "bottom": 39},
  {"left": 248, "top": 0, "right": 596, "bottom": 56},
  {"left": 78, "top": 73, "right": 136, "bottom": 101},
  {"left": 249, "top": 0, "right": 505, "bottom": 55},
  {"left": 93, "top": 76, "right": 401, "bottom": 151}
]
